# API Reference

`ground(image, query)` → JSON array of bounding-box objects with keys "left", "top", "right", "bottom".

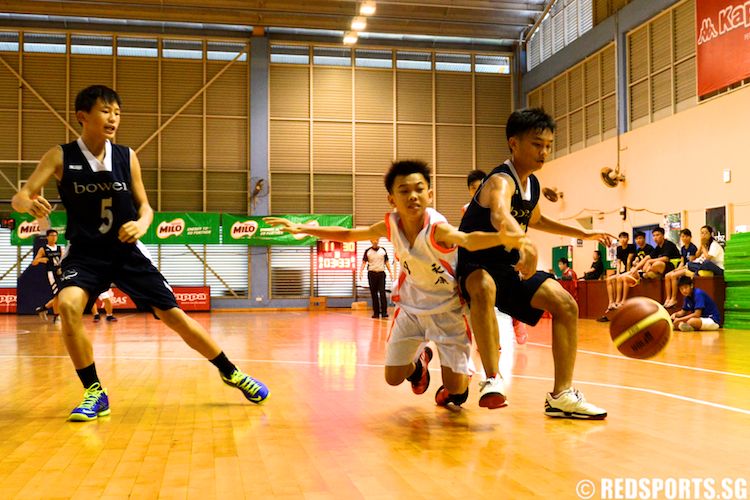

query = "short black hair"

[
  {"left": 678, "top": 276, "right": 693, "bottom": 287},
  {"left": 593, "top": 250, "right": 601, "bottom": 259},
  {"left": 618, "top": 232, "right": 629, "bottom": 238},
  {"left": 467, "top": 169, "right": 486, "bottom": 187},
  {"left": 652, "top": 227, "right": 665, "bottom": 236},
  {"left": 46, "top": 229, "right": 58, "bottom": 236},
  {"left": 384, "top": 160, "right": 431, "bottom": 194},
  {"left": 680, "top": 228, "right": 692, "bottom": 237},
  {"left": 702, "top": 225, "right": 714, "bottom": 235},
  {"left": 558, "top": 257, "right": 569, "bottom": 266},
  {"left": 634, "top": 231, "right": 646, "bottom": 239},
  {"left": 75, "top": 85, "right": 121, "bottom": 113},
  {"left": 506, "top": 108, "right": 556, "bottom": 141}
]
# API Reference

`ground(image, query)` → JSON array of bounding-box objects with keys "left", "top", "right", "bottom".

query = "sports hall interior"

[{"left": 0, "top": 0, "right": 748, "bottom": 498}]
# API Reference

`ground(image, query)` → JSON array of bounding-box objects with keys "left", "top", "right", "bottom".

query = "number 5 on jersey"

[{"left": 99, "top": 198, "right": 113, "bottom": 234}]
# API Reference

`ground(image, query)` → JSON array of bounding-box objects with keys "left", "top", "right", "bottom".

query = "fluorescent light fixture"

[
  {"left": 343, "top": 31, "right": 359, "bottom": 45},
  {"left": 351, "top": 16, "right": 367, "bottom": 31},
  {"left": 359, "top": 1, "right": 376, "bottom": 16}
]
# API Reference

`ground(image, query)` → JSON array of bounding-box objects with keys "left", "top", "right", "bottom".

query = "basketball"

[{"left": 609, "top": 297, "right": 672, "bottom": 359}]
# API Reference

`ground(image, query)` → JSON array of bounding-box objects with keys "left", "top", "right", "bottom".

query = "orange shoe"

[{"left": 410, "top": 346, "right": 433, "bottom": 395}]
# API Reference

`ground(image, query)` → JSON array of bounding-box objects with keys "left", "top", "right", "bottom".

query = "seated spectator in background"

[
  {"left": 604, "top": 232, "right": 636, "bottom": 313},
  {"left": 641, "top": 227, "right": 680, "bottom": 279},
  {"left": 608, "top": 231, "right": 657, "bottom": 313},
  {"left": 557, "top": 257, "right": 578, "bottom": 301},
  {"left": 687, "top": 225, "right": 724, "bottom": 277},
  {"left": 582, "top": 250, "right": 604, "bottom": 280},
  {"left": 663, "top": 228, "right": 699, "bottom": 308},
  {"left": 671, "top": 276, "right": 721, "bottom": 331},
  {"left": 462, "top": 169, "right": 487, "bottom": 215}
]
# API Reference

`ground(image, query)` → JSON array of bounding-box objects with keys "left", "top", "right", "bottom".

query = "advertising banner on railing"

[
  {"left": 99, "top": 286, "right": 211, "bottom": 311},
  {"left": 10, "top": 212, "right": 68, "bottom": 246},
  {"left": 0, "top": 288, "right": 17, "bottom": 313},
  {"left": 222, "top": 214, "right": 353, "bottom": 246},
  {"left": 140, "top": 212, "right": 220, "bottom": 245},
  {"left": 697, "top": 0, "right": 750, "bottom": 96}
]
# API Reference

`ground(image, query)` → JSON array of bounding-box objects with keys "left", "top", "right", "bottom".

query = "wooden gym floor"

[{"left": 0, "top": 309, "right": 748, "bottom": 499}]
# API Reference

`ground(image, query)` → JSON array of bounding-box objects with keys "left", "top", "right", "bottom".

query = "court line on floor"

[
  {"left": 329, "top": 310, "right": 750, "bottom": 380},
  {"left": 3, "top": 353, "right": 749, "bottom": 416},
  {"left": 525, "top": 341, "right": 750, "bottom": 379}
]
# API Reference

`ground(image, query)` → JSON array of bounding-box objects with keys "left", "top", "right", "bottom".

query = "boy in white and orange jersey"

[{"left": 266, "top": 160, "right": 522, "bottom": 407}]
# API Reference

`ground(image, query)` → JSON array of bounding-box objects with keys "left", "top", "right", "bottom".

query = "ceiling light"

[
  {"left": 351, "top": 16, "right": 367, "bottom": 31},
  {"left": 359, "top": 1, "right": 376, "bottom": 16},
  {"left": 343, "top": 31, "right": 359, "bottom": 45}
]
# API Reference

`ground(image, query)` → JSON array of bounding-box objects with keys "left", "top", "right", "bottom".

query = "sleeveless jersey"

[
  {"left": 386, "top": 208, "right": 462, "bottom": 315},
  {"left": 58, "top": 139, "right": 138, "bottom": 246},
  {"left": 43, "top": 244, "right": 62, "bottom": 274},
  {"left": 458, "top": 160, "right": 540, "bottom": 269}
]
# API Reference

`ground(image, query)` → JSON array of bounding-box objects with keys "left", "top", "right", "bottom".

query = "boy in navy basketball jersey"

[
  {"left": 12, "top": 85, "right": 268, "bottom": 421},
  {"left": 31, "top": 228, "right": 63, "bottom": 321},
  {"left": 458, "top": 108, "right": 611, "bottom": 418}
]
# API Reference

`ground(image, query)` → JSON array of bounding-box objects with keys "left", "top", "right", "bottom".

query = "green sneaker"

[
  {"left": 68, "top": 383, "right": 110, "bottom": 422},
  {"left": 221, "top": 369, "right": 269, "bottom": 404}
]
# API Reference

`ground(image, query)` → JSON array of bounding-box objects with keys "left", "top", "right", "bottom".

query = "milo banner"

[
  {"left": 10, "top": 212, "right": 68, "bottom": 246},
  {"left": 141, "top": 212, "right": 220, "bottom": 244},
  {"left": 222, "top": 214, "right": 352, "bottom": 246}
]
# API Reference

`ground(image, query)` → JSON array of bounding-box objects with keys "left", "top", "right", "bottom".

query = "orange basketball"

[{"left": 609, "top": 297, "right": 672, "bottom": 359}]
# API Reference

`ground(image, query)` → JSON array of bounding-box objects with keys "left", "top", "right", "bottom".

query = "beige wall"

[{"left": 532, "top": 84, "right": 750, "bottom": 276}]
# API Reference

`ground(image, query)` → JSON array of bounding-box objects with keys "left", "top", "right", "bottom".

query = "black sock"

[
  {"left": 76, "top": 363, "right": 100, "bottom": 389},
  {"left": 406, "top": 359, "right": 423, "bottom": 383},
  {"left": 448, "top": 388, "right": 470, "bottom": 406},
  {"left": 210, "top": 351, "right": 237, "bottom": 378}
]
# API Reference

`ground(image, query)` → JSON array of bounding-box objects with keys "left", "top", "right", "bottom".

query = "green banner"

[
  {"left": 11, "top": 212, "right": 68, "bottom": 246},
  {"left": 222, "top": 214, "right": 352, "bottom": 246},
  {"left": 141, "top": 212, "right": 220, "bottom": 244}
]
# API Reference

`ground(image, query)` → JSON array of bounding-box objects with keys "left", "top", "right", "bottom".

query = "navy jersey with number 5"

[{"left": 58, "top": 139, "right": 138, "bottom": 246}]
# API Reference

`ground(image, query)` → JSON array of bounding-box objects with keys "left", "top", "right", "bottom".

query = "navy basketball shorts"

[
  {"left": 60, "top": 240, "right": 179, "bottom": 313},
  {"left": 459, "top": 262, "right": 555, "bottom": 326}
]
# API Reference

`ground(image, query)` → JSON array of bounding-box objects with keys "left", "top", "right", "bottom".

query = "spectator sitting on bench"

[
  {"left": 604, "top": 232, "right": 636, "bottom": 314},
  {"left": 640, "top": 227, "right": 680, "bottom": 279},
  {"left": 686, "top": 225, "right": 724, "bottom": 278},
  {"left": 582, "top": 250, "right": 604, "bottom": 280},
  {"left": 663, "top": 228, "right": 699, "bottom": 308},
  {"left": 557, "top": 257, "right": 578, "bottom": 301},
  {"left": 670, "top": 275, "right": 721, "bottom": 331},
  {"left": 615, "top": 231, "right": 654, "bottom": 305}
]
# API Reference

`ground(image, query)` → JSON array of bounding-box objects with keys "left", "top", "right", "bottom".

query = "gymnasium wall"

[{"left": 531, "top": 82, "right": 750, "bottom": 277}]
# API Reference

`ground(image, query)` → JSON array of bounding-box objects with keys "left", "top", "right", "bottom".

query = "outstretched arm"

[
  {"left": 12, "top": 146, "right": 62, "bottom": 218},
  {"left": 264, "top": 217, "right": 387, "bottom": 243},
  {"left": 529, "top": 207, "right": 614, "bottom": 247},
  {"left": 31, "top": 247, "right": 48, "bottom": 266},
  {"left": 432, "top": 222, "right": 524, "bottom": 252}
]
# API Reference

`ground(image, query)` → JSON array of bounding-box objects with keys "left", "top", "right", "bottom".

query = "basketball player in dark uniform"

[
  {"left": 458, "top": 108, "right": 611, "bottom": 419},
  {"left": 12, "top": 85, "right": 269, "bottom": 421},
  {"left": 31, "top": 228, "right": 63, "bottom": 321}
]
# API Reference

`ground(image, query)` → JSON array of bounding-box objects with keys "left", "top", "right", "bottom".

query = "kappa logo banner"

[
  {"left": 697, "top": 0, "right": 750, "bottom": 96},
  {"left": 0, "top": 288, "right": 17, "bottom": 313}
]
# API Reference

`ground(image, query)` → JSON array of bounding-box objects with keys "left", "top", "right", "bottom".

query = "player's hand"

[
  {"left": 263, "top": 217, "right": 302, "bottom": 234},
  {"left": 584, "top": 229, "right": 615, "bottom": 247},
  {"left": 514, "top": 238, "right": 538, "bottom": 280},
  {"left": 118, "top": 220, "right": 147, "bottom": 243},
  {"left": 24, "top": 195, "right": 52, "bottom": 219}
]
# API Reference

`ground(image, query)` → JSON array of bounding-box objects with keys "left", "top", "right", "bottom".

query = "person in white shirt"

[
  {"left": 265, "top": 160, "right": 522, "bottom": 408},
  {"left": 686, "top": 225, "right": 724, "bottom": 277},
  {"left": 359, "top": 238, "right": 393, "bottom": 319}
]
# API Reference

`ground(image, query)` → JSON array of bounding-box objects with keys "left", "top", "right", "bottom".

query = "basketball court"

[{"left": 1, "top": 310, "right": 748, "bottom": 498}]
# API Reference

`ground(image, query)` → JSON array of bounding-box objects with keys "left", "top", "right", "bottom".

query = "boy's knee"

[{"left": 384, "top": 368, "right": 406, "bottom": 386}]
